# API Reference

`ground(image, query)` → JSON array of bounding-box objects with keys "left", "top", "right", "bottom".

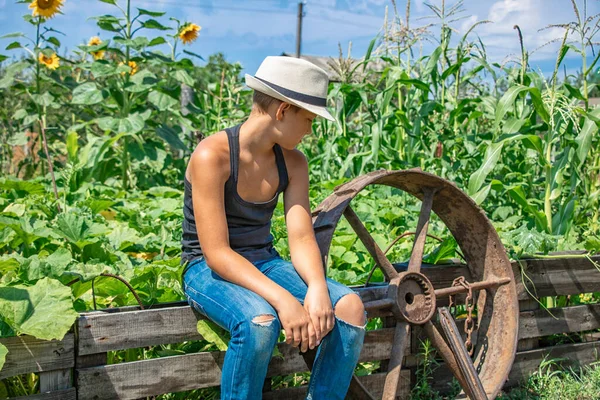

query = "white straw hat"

[{"left": 245, "top": 56, "right": 335, "bottom": 121}]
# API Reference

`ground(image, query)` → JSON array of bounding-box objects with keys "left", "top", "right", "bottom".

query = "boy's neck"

[{"left": 239, "top": 113, "right": 279, "bottom": 157}]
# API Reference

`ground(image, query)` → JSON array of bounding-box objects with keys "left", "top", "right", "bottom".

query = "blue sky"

[{"left": 0, "top": 0, "right": 597, "bottom": 78}]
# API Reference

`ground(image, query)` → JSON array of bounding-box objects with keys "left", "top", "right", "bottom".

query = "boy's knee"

[
  {"left": 252, "top": 314, "right": 277, "bottom": 326},
  {"left": 334, "top": 293, "right": 366, "bottom": 327},
  {"left": 245, "top": 314, "right": 280, "bottom": 353}
]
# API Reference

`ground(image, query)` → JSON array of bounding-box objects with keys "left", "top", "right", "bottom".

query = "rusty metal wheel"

[{"left": 307, "top": 169, "right": 519, "bottom": 400}]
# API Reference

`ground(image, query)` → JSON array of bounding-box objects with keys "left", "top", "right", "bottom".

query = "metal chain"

[{"left": 448, "top": 276, "right": 475, "bottom": 356}]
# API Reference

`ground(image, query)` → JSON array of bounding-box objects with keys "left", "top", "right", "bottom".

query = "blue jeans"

[{"left": 182, "top": 255, "right": 367, "bottom": 400}]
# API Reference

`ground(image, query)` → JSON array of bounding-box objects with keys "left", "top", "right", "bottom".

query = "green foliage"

[
  {"left": 196, "top": 320, "right": 229, "bottom": 351},
  {"left": 0, "top": 0, "right": 599, "bottom": 397},
  {"left": 0, "top": 343, "right": 7, "bottom": 371},
  {"left": 0, "top": 277, "right": 77, "bottom": 340}
]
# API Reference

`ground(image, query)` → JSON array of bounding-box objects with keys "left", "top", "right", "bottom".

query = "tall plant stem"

[
  {"left": 406, "top": 0, "right": 412, "bottom": 78},
  {"left": 122, "top": 136, "right": 129, "bottom": 190},
  {"left": 397, "top": 85, "right": 405, "bottom": 159},
  {"left": 581, "top": 34, "right": 588, "bottom": 110},
  {"left": 39, "top": 117, "right": 61, "bottom": 213},
  {"left": 544, "top": 148, "right": 553, "bottom": 234},
  {"left": 34, "top": 18, "right": 60, "bottom": 212},
  {"left": 454, "top": 65, "right": 461, "bottom": 133},
  {"left": 121, "top": 0, "right": 132, "bottom": 190}
]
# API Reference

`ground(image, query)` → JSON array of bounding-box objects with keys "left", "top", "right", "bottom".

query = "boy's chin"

[{"left": 279, "top": 142, "right": 299, "bottom": 151}]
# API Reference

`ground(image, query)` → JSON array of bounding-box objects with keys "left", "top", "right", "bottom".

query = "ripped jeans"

[{"left": 182, "top": 255, "right": 367, "bottom": 400}]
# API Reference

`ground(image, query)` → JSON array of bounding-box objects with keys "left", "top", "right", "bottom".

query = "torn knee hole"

[
  {"left": 252, "top": 314, "right": 276, "bottom": 326},
  {"left": 334, "top": 294, "right": 367, "bottom": 326}
]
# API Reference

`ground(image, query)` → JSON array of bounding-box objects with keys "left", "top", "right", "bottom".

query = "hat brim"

[{"left": 245, "top": 74, "right": 335, "bottom": 122}]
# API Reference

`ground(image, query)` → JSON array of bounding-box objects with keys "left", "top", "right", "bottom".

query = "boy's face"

[{"left": 275, "top": 102, "right": 317, "bottom": 150}]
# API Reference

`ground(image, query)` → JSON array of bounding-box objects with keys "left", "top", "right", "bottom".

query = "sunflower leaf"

[
  {"left": 5, "top": 42, "right": 21, "bottom": 51},
  {"left": 72, "top": 82, "right": 104, "bottom": 105},
  {"left": 148, "top": 37, "right": 166, "bottom": 47},
  {"left": 47, "top": 36, "right": 61, "bottom": 47},
  {"left": 140, "top": 19, "right": 170, "bottom": 31},
  {"left": 0, "top": 32, "right": 25, "bottom": 39},
  {"left": 182, "top": 49, "right": 204, "bottom": 61},
  {"left": 137, "top": 8, "right": 166, "bottom": 17},
  {"left": 148, "top": 90, "right": 178, "bottom": 111}
]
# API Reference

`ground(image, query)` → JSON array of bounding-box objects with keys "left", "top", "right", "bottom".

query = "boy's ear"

[{"left": 275, "top": 102, "right": 292, "bottom": 120}]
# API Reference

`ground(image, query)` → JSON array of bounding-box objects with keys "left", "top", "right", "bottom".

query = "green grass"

[
  {"left": 498, "top": 358, "right": 600, "bottom": 400},
  {"left": 408, "top": 348, "right": 600, "bottom": 400}
]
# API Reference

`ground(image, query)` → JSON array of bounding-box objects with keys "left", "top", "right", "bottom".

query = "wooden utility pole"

[{"left": 295, "top": 2, "right": 304, "bottom": 58}]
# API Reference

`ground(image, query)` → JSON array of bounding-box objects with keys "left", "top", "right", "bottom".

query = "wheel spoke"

[
  {"left": 438, "top": 308, "right": 488, "bottom": 399},
  {"left": 382, "top": 322, "right": 410, "bottom": 400},
  {"left": 347, "top": 375, "right": 377, "bottom": 400},
  {"left": 343, "top": 206, "right": 398, "bottom": 281},
  {"left": 407, "top": 187, "right": 436, "bottom": 273},
  {"left": 423, "top": 319, "right": 472, "bottom": 397}
]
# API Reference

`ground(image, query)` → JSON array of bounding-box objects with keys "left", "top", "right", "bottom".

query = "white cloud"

[{"left": 455, "top": 0, "right": 584, "bottom": 62}]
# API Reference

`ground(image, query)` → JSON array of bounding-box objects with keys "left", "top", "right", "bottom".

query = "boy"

[{"left": 181, "top": 56, "right": 366, "bottom": 399}]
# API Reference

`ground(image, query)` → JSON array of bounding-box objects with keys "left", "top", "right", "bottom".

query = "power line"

[{"left": 308, "top": 15, "right": 382, "bottom": 31}]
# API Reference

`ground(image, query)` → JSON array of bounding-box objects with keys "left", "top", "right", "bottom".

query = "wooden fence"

[{"left": 2, "top": 254, "right": 599, "bottom": 399}]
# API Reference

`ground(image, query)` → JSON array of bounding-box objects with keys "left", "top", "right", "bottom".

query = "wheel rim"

[{"left": 310, "top": 169, "right": 519, "bottom": 399}]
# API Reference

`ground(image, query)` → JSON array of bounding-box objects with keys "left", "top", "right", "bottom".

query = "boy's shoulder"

[
  {"left": 282, "top": 147, "right": 307, "bottom": 163},
  {"left": 281, "top": 148, "right": 308, "bottom": 175},
  {"left": 188, "top": 130, "right": 230, "bottom": 175}
]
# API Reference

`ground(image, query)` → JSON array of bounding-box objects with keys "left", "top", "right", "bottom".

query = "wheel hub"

[{"left": 388, "top": 272, "right": 436, "bottom": 324}]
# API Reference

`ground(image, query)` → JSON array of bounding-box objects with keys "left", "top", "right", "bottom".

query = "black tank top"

[{"left": 180, "top": 123, "right": 289, "bottom": 277}]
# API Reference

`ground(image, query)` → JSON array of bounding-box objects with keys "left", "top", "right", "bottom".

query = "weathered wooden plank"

[
  {"left": 517, "top": 299, "right": 540, "bottom": 352},
  {"left": 0, "top": 334, "right": 74, "bottom": 379},
  {"left": 512, "top": 256, "right": 600, "bottom": 299},
  {"left": 75, "top": 353, "right": 107, "bottom": 369},
  {"left": 262, "top": 371, "right": 411, "bottom": 400},
  {"left": 39, "top": 369, "right": 71, "bottom": 392},
  {"left": 76, "top": 337, "right": 600, "bottom": 399},
  {"left": 76, "top": 329, "right": 396, "bottom": 400},
  {"left": 11, "top": 388, "right": 76, "bottom": 400},
  {"left": 77, "top": 306, "right": 203, "bottom": 356},
  {"left": 519, "top": 303, "right": 600, "bottom": 340},
  {"left": 76, "top": 293, "right": 600, "bottom": 357}
]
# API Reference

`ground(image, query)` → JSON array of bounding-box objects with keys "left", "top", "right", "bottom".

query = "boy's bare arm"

[
  {"left": 284, "top": 149, "right": 335, "bottom": 340},
  {"left": 283, "top": 149, "right": 327, "bottom": 288}
]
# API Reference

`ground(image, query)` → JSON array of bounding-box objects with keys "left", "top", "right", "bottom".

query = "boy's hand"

[
  {"left": 303, "top": 283, "right": 334, "bottom": 343},
  {"left": 275, "top": 293, "right": 317, "bottom": 353}
]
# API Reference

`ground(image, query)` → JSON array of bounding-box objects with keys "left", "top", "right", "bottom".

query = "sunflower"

[
  {"left": 88, "top": 36, "right": 105, "bottom": 60},
  {"left": 119, "top": 60, "right": 139, "bottom": 76},
  {"left": 38, "top": 52, "right": 60, "bottom": 70},
  {"left": 29, "top": 0, "right": 64, "bottom": 19},
  {"left": 179, "top": 23, "right": 201, "bottom": 45}
]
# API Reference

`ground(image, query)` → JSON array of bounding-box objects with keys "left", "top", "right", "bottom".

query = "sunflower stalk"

[
  {"left": 33, "top": 14, "right": 61, "bottom": 211},
  {"left": 121, "top": 0, "right": 132, "bottom": 190}
]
